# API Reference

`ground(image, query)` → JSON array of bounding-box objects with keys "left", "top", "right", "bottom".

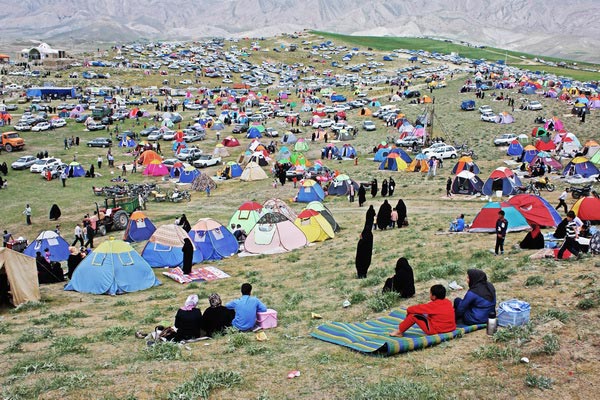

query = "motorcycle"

[
  {"left": 515, "top": 181, "right": 540, "bottom": 196},
  {"left": 533, "top": 177, "right": 555, "bottom": 192},
  {"left": 167, "top": 189, "right": 191, "bottom": 203},
  {"left": 570, "top": 184, "right": 598, "bottom": 199}
]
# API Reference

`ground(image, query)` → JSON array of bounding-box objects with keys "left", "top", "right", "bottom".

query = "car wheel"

[
  {"left": 88, "top": 144, "right": 92, "bottom": 147},
  {"left": 450, "top": 154, "right": 457, "bottom": 159}
]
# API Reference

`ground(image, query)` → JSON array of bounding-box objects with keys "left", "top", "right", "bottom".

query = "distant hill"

[{"left": 1, "top": 0, "right": 599, "bottom": 63}]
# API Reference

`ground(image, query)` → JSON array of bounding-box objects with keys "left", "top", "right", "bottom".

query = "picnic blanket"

[
  {"left": 162, "top": 266, "right": 230, "bottom": 284},
  {"left": 311, "top": 309, "right": 485, "bottom": 356}
]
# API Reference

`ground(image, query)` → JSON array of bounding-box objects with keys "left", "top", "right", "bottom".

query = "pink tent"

[
  {"left": 243, "top": 212, "right": 307, "bottom": 255},
  {"left": 143, "top": 160, "right": 169, "bottom": 176}
]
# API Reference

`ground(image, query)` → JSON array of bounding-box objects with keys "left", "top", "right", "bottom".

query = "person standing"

[
  {"left": 370, "top": 178, "right": 378, "bottom": 198},
  {"left": 388, "top": 177, "right": 395, "bottom": 197},
  {"left": 495, "top": 210, "right": 508, "bottom": 256},
  {"left": 72, "top": 224, "right": 84, "bottom": 247},
  {"left": 446, "top": 177, "right": 452, "bottom": 197},
  {"left": 358, "top": 184, "right": 366, "bottom": 207},
  {"left": 182, "top": 238, "right": 194, "bottom": 275},
  {"left": 97, "top": 155, "right": 102, "bottom": 169},
  {"left": 381, "top": 179, "right": 388, "bottom": 197},
  {"left": 355, "top": 214, "right": 374, "bottom": 279},
  {"left": 556, "top": 188, "right": 569, "bottom": 214},
  {"left": 3, "top": 230, "right": 13, "bottom": 247},
  {"left": 23, "top": 204, "right": 32, "bottom": 225},
  {"left": 60, "top": 169, "right": 68, "bottom": 187},
  {"left": 557, "top": 211, "right": 581, "bottom": 260},
  {"left": 84, "top": 222, "right": 95, "bottom": 248},
  {"left": 348, "top": 182, "right": 355, "bottom": 203}
]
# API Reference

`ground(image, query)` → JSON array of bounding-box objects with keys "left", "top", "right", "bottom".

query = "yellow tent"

[
  {"left": 358, "top": 107, "right": 372, "bottom": 116},
  {"left": 294, "top": 209, "right": 335, "bottom": 242},
  {"left": 0, "top": 247, "right": 40, "bottom": 306},
  {"left": 407, "top": 157, "right": 429, "bottom": 172}
]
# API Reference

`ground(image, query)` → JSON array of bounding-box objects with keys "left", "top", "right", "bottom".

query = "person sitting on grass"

[
  {"left": 449, "top": 214, "right": 465, "bottom": 232},
  {"left": 226, "top": 283, "right": 267, "bottom": 331},
  {"left": 202, "top": 293, "right": 235, "bottom": 337},
  {"left": 453, "top": 269, "right": 496, "bottom": 325},
  {"left": 389, "top": 284, "right": 456, "bottom": 337},
  {"left": 156, "top": 294, "right": 204, "bottom": 342}
]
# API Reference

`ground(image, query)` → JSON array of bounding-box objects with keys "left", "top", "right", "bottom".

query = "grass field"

[{"left": 1, "top": 32, "right": 599, "bottom": 399}]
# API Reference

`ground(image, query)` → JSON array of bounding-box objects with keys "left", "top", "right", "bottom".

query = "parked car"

[
  {"left": 312, "top": 118, "right": 334, "bottom": 129},
  {"left": 87, "top": 122, "right": 106, "bottom": 131},
  {"left": 264, "top": 127, "right": 279, "bottom": 137},
  {"left": 396, "top": 136, "right": 423, "bottom": 147},
  {"left": 480, "top": 111, "right": 496, "bottom": 122},
  {"left": 362, "top": 120, "right": 376, "bottom": 131},
  {"left": 163, "top": 158, "right": 190, "bottom": 170},
  {"left": 162, "top": 130, "right": 177, "bottom": 140},
  {"left": 493, "top": 133, "right": 518, "bottom": 146},
  {"left": 183, "top": 130, "right": 206, "bottom": 142},
  {"left": 478, "top": 105, "right": 493, "bottom": 114},
  {"left": 31, "top": 122, "right": 51, "bottom": 132},
  {"left": 30, "top": 157, "right": 62, "bottom": 173},
  {"left": 87, "top": 137, "right": 113, "bottom": 148},
  {"left": 193, "top": 155, "right": 222, "bottom": 168},
  {"left": 13, "top": 122, "right": 32, "bottom": 131},
  {"left": 527, "top": 101, "right": 543, "bottom": 111},
  {"left": 232, "top": 124, "right": 249, "bottom": 134},
  {"left": 50, "top": 118, "right": 67, "bottom": 128},
  {"left": 176, "top": 147, "right": 203, "bottom": 161},
  {"left": 139, "top": 127, "right": 159, "bottom": 137},
  {"left": 42, "top": 162, "right": 68, "bottom": 179},
  {"left": 147, "top": 131, "right": 164, "bottom": 141},
  {"left": 423, "top": 145, "right": 457, "bottom": 159},
  {"left": 75, "top": 114, "right": 91, "bottom": 123},
  {"left": 11, "top": 155, "right": 38, "bottom": 170}
]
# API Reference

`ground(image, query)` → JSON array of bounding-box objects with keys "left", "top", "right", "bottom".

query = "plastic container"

[
  {"left": 256, "top": 309, "right": 278, "bottom": 329},
  {"left": 497, "top": 299, "right": 530, "bottom": 327}
]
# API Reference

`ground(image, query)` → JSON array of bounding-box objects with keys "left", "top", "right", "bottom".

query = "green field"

[{"left": 0, "top": 32, "right": 599, "bottom": 399}]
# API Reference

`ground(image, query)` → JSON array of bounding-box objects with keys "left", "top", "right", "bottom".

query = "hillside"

[{"left": 0, "top": 0, "right": 599, "bottom": 62}]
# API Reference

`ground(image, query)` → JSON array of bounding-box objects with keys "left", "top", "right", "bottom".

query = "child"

[{"left": 390, "top": 284, "right": 456, "bottom": 337}]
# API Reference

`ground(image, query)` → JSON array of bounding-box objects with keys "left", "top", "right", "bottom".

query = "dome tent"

[
  {"left": 470, "top": 202, "right": 530, "bottom": 233},
  {"left": 24, "top": 230, "right": 70, "bottom": 262},
  {"left": 141, "top": 224, "right": 195, "bottom": 268},
  {"left": 243, "top": 212, "right": 308, "bottom": 255},
  {"left": 189, "top": 218, "right": 239, "bottom": 263},
  {"left": 294, "top": 209, "right": 335, "bottom": 242},
  {"left": 65, "top": 239, "right": 161, "bottom": 295},
  {"left": 123, "top": 211, "right": 156, "bottom": 242}
]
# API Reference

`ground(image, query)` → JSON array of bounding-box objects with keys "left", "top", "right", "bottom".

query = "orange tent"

[{"left": 138, "top": 150, "right": 162, "bottom": 166}]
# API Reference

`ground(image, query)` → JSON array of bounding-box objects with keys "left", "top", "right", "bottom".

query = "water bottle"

[{"left": 486, "top": 311, "right": 497, "bottom": 336}]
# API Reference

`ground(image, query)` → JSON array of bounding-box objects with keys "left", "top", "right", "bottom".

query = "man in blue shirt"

[
  {"left": 226, "top": 283, "right": 267, "bottom": 331},
  {"left": 450, "top": 214, "right": 465, "bottom": 232}
]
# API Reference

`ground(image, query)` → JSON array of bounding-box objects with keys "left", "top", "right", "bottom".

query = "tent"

[
  {"left": 306, "top": 201, "right": 339, "bottom": 232},
  {"left": 530, "top": 152, "right": 562, "bottom": 171},
  {"left": 562, "top": 156, "right": 599, "bottom": 178},
  {"left": 469, "top": 202, "right": 530, "bottom": 233},
  {"left": 327, "top": 174, "right": 359, "bottom": 196},
  {"left": 189, "top": 218, "right": 238, "bottom": 263},
  {"left": 281, "top": 132, "right": 298, "bottom": 144},
  {"left": 379, "top": 153, "right": 408, "bottom": 171},
  {"left": 506, "top": 194, "right": 562, "bottom": 227},
  {"left": 535, "top": 138, "right": 556, "bottom": 151},
  {"left": 374, "top": 147, "right": 391, "bottom": 162},
  {"left": 246, "top": 127, "right": 262, "bottom": 139},
  {"left": 65, "top": 162, "right": 85, "bottom": 177},
  {"left": 495, "top": 112, "right": 514, "bottom": 124},
  {"left": 522, "top": 145, "right": 538, "bottom": 163},
  {"left": 0, "top": 248, "right": 40, "bottom": 306},
  {"left": 451, "top": 156, "right": 480, "bottom": 174},
  {"left": 222, "top": 136, "right": 240, "bottom": 147},
  {"left": 213, "top": 144, "right": 230, "bottom": 157},
  {"left": 143, "top": 160, "right": 169, "bottom": 176},
  {"left": 482, "top": 167, "right": 522, "bottom": 196},
  {"left": 506, "top": 140, "right": 524, "bottom": 157},
  {"left": 340, "top": 144, "right": 357, "bottom": 158},
  {"left": 322, "top": 144, "right": 340, "bottom": 159},
  {"left": 123, "top": 211, "right": 156, "bottom": 242},
  {"left": 138, "top": 150, "right": 162, "bottom": 166},
  {"left": 389, "top": 147, "right": 412, "bottom": 164},
  {"left": 220, "top": 161, "right": 243, "bottom": 178},
  {"left": 24, "top": 231, "right": 70, "bottom": 262},
  {"left": 141, "top": 224, "right": 194, "bottom": 268},
  {"left": 294, "top": 139, "right": 310, "bottom": 153},
  {"left": 407, "top": 153, "right": 429, "bottom": 172},
  {"left": 178, "top": 166, "right": 200, "bottom": 184},
  {"left": 296, "top": 179, "right": 326, "bottom": 202},
  {"left": 240, "top": 161, "right": 268, "bottom": 181},
  {"left": 262, "top": 198, "right": 297, "bottom": 221},
  {"left": 190, "top": 173, "right": 217, "bottom": 192},
  {"left": 243, "top": 212, "right": 308, "bottom": 255},
  {"left": 294, "top": 209, "right": 335, "bottom": 242},
  {"left": 571, "top": 197, "right": 600, "bottom": 222},
  {"left": 591, "top": 151, "right": 600, "bottom": 165},
  {"left": 451, "top": 170, "right": 484, "bottom": 195},
  {"left": 229, "top": 201, "right": 263, "bottom": 234},
  {"left": 65, "top": 239, "right": 161, "bottom": 294}
]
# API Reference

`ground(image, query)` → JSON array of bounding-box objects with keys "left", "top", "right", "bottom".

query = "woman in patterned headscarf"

[
  {"left": 202, "top": 293, "right": 235, "bottom": 337},
  {"left": 172, "top": 294, "right": 204, "bottom": 341}
]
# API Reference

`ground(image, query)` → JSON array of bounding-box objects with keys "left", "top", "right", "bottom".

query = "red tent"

[{"left": 506, "top": 194, "right": 562, "bottom": 227}]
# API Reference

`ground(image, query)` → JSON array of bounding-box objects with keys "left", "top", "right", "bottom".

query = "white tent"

[{"left": 0, "top": 248, "right": 40, "bottom": 306}]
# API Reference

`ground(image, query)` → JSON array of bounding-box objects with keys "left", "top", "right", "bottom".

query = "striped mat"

[{"left": 311, "top": 309, "right": 485, "bottom": 356}]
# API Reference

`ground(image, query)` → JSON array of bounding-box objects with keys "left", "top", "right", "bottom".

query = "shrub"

[
  {"left": 142, "top": 342, "right": 183, "bottom": 361},
  {"left": 525, "top": 373, "right": 553, "bottom": 390},
  {"left": 352, "top": 379, "right": 443, "bottom": 400},
  {"left": 101, "top": 326, "right": 136, "bottom": 343},
  {"left": 50, "top": 336, "right": 89, "bottom": 355},
  {"left": 536, "top": 309, "right": 569, "bottom": 324},
  {"left": 366, "top": 291, "right": 400, "bottom": 312},
  {"left": 167, "top": 370, "right": 243, "bottom": 400},
  {"left": 472, "top": 344, "right": 520, "bottom": 361},
  {"left": 576, "top": 298, "right": 596, "bottom": 310},
  {"left": 536, "top": 333, "right": 560, "bottom": 355},
  {"left": 524, "top": 275, "right": 545, "bottom": 286},
  {"left": 349, "top": 291, "right": 367, "bottom": 304},
  {"left": 415, "top": 263, "right": 462, "bottom": 282},
  {"left": 493, "top": 323, "right": 534, "bottom": 343}
]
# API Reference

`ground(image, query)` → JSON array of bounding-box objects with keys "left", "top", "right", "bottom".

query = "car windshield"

[
  {"left": 6, "top": 133, "right": 19, "bottom": 138},
  {"left": 33, "top": 160, "right": 46, "bottom": 165}
]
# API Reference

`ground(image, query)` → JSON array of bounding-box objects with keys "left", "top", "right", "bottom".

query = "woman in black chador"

[
  {"left": 358, "top": 184, "right": 366, "bottom": 207},
  {"left": 381, "top": 179, "right": 388, "bottom": 197},
  {"left": 370, "top": 179, "right": 378, "bottom": 198},
  {"left": 49, "top": 204, "right": 61, "bottom": 220},
  {"left": 395, "top": 198, "right": 407, "bottom": 227},
  {"left": 382, "top": 257, "right": 415, "bottom": 298},
  {"left": 377, "top": 200, "right": 392, "bottom": 230},
  {"left": 181, "top": 238, "right": 194, "bottom": 275},
  {"left": 355, "top": 215, "right": 374, "bottom": 279}
]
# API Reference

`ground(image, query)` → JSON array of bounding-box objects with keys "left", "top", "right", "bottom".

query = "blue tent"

[
  {"left": 389, "top": 147, "right": 412, "bottom": 164},
  {"left": 383, "top": 55, "right": 393, "bottom": 61},
  {"left": 247, "top": 127, "right": 262, "bottom": 138},
  {"left": 119, "top": 137, "right": 136, "bottom": 147},
  {"left": 522, "top": 148, "right": 538, "bottom": 163},
  {"left": 141, "top": 224, "right": 193, "bottom": 268},
  {"left": 322, "top": 145, "right": 340, "bottom": 159},
  {"left": 65, "top": 239, "right": 161, "bottom": 295},
  {"left": 562, "top": 157, "right": 600, "bottom": 178},
  {"left": 374, "top": 147, "right": 391, "bottom": 162},
  {"left": 331, "top": 94, "right": 346, "bottom": 102},
  {"left": 506, "top": 140, "right": 523, "bottom": 156},
  {"left": 211, "top": 122, "right": 225, "bottom": 130},
  {"left": 340, "top": 144, "right": 357, "bottom": 158},
  {"left": 461, "top": 100, "right": 475, "bottom": 110},
  {"left": 189, "top": 218, "right": 238, "bottom": 263},
  {"left": 482, "top": 167, "right": 523, "bottom": 196},
  {"left": 66, "top": 162, "right": 86, "bottom": 177},
  {"left": 378, "top": 155, "right": 407, "bottom": 171},
  {"left": 178, "top": 167, "right": 200, "bottom": 183},
  {"left": 296, "top": 180, "right": 326, "bottom": 202},
  {"left": 24, "top": 231, "right": 70, "bottom": 262},
  {"left": 123, "top": 211, "right": 156, "bottom": 242},
  {"left": 170, "top": 164, "right": 184, "bottom": 178}
]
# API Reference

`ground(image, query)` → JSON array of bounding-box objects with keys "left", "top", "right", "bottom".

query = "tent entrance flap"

[{"left": 255, "top": 225, "right": 276, "bottom": 245}]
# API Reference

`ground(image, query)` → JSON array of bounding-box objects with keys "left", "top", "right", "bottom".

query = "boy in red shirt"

[{"left": 390, "top": 284, "right": 456, "bottom": 337}]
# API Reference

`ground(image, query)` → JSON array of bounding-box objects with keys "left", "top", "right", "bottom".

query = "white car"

[
  {"left": 183, "top": 131, "right": 206, "bottom": 142},
  {"left": 31, "top": 122, "right": 51, "bottom": 132},
  {"left": 264, "top": 127, "right": 279, "bottom": 137},
  {"left": 30, "top": 157, "right": 62, "bottom": 173},
  {"left": 312, "top": 118, "right": 334, "bottom": 129},
  {"left": 480, "top": 111, "right": 496, "bottom": 122},
  {"left": 362, "top": 120, "right": 376, "bottom": 131},
  {"left": 11, "top": 155, "right": 38, "bottom": 170},
  {"left": 193, "top": 155, "right": 222, "bottom": 168},
  {"left": 478, "top": 105, "right": 493, "bottom": 114},
  {"left": 162, "top": 130, "right": 177, "bottom": 140},
  {"left": 527, "top": 101, "right": 543, "bottom": 111},
  {"left": 13, "top": 122, "right": 32, "bottom": 131},
  {"left": 493, "top": 133, "right": 518, "bottom": 146},
  {"left": 147, "top": 131, "right": 163, "bottom": 141},
  {"left": 176, "top": 147, "right": 203, "bottom": 161},
  {"left": 423, "top": 145, "right": 457, "bottom": 159},
  {"left": 51, "top": 118, "right": 67, "bottom": 128}
]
